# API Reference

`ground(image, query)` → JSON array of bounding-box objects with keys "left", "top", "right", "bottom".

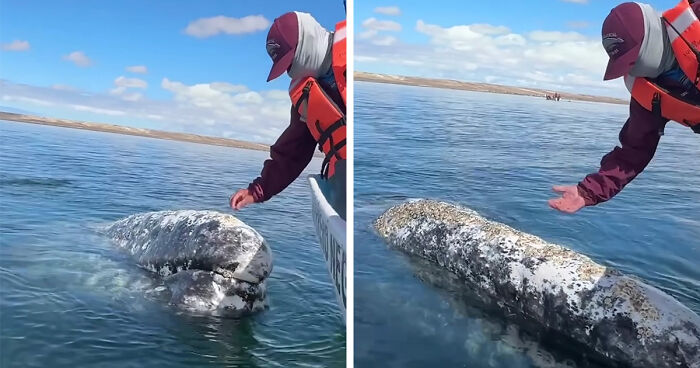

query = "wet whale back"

[
  {"left": 105, "top": 210, "right": 273, "bottom": 315},
  {"left": 375, "top": 199, "right": 700, "bottom": 368},
  {"left": 106, "top": 210, "right": 272, "bottom": 283}
]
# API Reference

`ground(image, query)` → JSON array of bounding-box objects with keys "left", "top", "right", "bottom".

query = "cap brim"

[
  {"left": 603, "top": 46, "right": 640, "bottom": 80},
  {"left": 266, "top": 51, "right": 295, "bottom": 82}
]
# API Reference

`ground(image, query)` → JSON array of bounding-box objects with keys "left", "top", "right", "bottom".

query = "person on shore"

[
  {"left": 549, "top": 1, "right": 700, "bottom": 213},
  {"left": 229, "top": 12, "right": 347, "bottom": 218}
]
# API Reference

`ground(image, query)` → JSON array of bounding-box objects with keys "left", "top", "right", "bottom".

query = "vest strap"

[
  {"left": 293, "top": 81, "right": 313, "bottom": 122},
  {"left": 316, "top": 118, "right": 345, "bottom": 150},
  {"left": 320, "top": 138, "right": 347, "bottom": 178},
  {"left": 651, "top": 92, "right": 662, "bottom": 117}
]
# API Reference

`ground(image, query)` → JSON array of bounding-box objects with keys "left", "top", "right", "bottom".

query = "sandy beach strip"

[
  {"left": 355, "top": 71, "right": 628, "bottom": 106},
  {"left": 0, "top": 111, "right": 272, "bottom": 152}
]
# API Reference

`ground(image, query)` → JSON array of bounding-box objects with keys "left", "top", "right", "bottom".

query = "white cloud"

[
  {"left": 162, "top": 78, "right": 264, "bottom": 106},
  {"left": 528, "top": 30, "right": 588, "bottom": 42},
  {"left": 210, "top": 82, "right": 249, "bottom": 93},
  {"left": 567, "top": 21, "right": 590, "bottom": 29},
  {"left": 372, "top": 36, "right": 398, "bottom": 46},
  {"left": 114, "top": 76, "right": 148, "bottom": 89},
  {"left": 471, "top": 24, "right": 510, "bottom": 35},
  {"left": 110, "top": 76, "right": 148, "bottom": 100},
  {"left": 359, "top": 17, "right": 403, "bottom": 48},
  {"left": 356, "top": 19, "right": 624, "bottom": 97},
  {"left": 122, "top": 92, "right": 143, "bottom": 102},
  {"left": 158, "top": 78, "right": 289, "bottom": 140},
  {"left": 2, "top": 95, "right": 55, "bottom": 106},
  {"left": 362, "top": 18, "right": 402, "bottom": 32},
  {"left": 184, "top": 15, "right": 270, "bottom": 38},
  {"left": 110, "top": 86, "right": 127, "bottom": 95},
  {"left": 0, "top": 79, "right": 291, "bottom": 143},
  {"left": 126, "top": 65, "right": 148, "bottom": 74},
  {"left": 374, "top": 6, "right": 401, "bottom": 16},
  {"left": 63, "top": 51, "right": 92, "bottom": 67},
  {"left": 2, "top": 40, "right": 30, "bottom": 51},
  {"left": 71, "top": 104, "right": 126, "bottom": 116},
  {"left": 146, "top": 114, "right": 164, "bottom": 120},
  {"left": 356, "top": 55, "right": 380, "bottom": 63},
  {"left": 359, "top": 29, "right": 379, "bottom": 39}
]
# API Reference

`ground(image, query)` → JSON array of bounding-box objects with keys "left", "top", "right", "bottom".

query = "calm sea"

[
  {"left": 354, "top": 81, "right": 699, "bottom": 368},
  {"left": 0, "top": 121, "right": 344, "bottom": 367}
]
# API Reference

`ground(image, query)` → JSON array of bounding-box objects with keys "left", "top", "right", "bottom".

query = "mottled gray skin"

[
  {"left": 105, "top": 210, "right": 272, "bottom": 317},
  {"left": 375, "top": 199, "right": 700, "bottom": 368}
]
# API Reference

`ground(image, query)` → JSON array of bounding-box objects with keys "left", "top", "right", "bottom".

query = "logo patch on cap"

[
  {"left": 602, "top": 33, "right": 624, "bottom": 57},
  {"left": 266, "top": 40, "right": 280, "bottom": 60}
]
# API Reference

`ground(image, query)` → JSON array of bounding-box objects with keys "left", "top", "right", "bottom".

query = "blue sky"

[
  {"left": 355, "top": 0, "right": 673, "bottom": 98},
  {"left": 1, "top": 1, "right": 345, "bottom": 143}
]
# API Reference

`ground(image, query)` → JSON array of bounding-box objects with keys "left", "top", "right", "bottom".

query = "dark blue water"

[
  {"left": 0, "top": 121, "right": 344, "bottom": 367},
  {"left": 354, "top": 82, "right": 700, "bottom": 368}
]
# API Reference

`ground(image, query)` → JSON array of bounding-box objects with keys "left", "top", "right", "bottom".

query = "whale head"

[{"left": 105, "top": 210, "right": 272, "bottom": 316}]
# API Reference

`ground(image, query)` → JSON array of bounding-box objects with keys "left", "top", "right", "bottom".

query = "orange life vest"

[
  {"left": 289, "top": 20, "right": 347, "bottom": 178},
  {"left": 626, "top": 0, "right": 700, "bottom": 133}
]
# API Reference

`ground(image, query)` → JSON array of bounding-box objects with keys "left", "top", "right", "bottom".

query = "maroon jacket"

[
  {"left": 247, "top": 78, "right": 344, "bottom": 202},
  {"left": 576, "top": 98, "right": 665, "bottom": 206},
  {"left": 577, "top": 3, "right": 700, "bottom": 206}
]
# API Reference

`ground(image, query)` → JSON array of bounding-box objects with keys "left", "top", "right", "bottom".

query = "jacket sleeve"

[
  {"left": 577, "top": 98, "right": 667, "bottom": 206},
  {"left": 247, "top": 107, "right": 317, "bottom": 203}
]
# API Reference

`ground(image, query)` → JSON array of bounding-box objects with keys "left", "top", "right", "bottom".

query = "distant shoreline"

[
  {"left": 0, "top": 111, "right": 272, "bottom": 152},
  {"left": 355, "top": 71, "right": 627, "bottom": 106}
]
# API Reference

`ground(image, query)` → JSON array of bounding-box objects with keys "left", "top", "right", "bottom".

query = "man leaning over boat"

[
  {"left": 229, "top": 12, "right": 347, "bottom": 219},
  {"left": 549, "top": 1, "right": 700, "bottom": 213}
]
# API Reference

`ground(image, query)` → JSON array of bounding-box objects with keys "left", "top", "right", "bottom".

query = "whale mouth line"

[
  {"left": 172, "top": 266, "right": 246, "bottom": 285},
  {"left": 143, "top": 260, "right": 243, "bottom": 279},
  {"left": 105, "top": 210, "right": 273, "bottom": 316}
]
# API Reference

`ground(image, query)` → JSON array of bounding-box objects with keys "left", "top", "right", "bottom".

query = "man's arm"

[
  {"left": 549, "top": 99, "right": 666, "bottom": 213},
  {"left": 247, "top": 107, "right": 317, "bottom": 203},
  {"left": 577, "top": 98, "right": 666, "bottom": 205}
]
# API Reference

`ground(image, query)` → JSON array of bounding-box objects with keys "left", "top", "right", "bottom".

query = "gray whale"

[
  {"left": 105, "top": 210, "right": 272, "bottom": 316},
  {"left": 374, "top": 199, "right": 700, "bottom": 368}
]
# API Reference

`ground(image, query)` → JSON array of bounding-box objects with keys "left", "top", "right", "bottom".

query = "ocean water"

[
  {"left": 0, "top": 121, "right": 344, "bottom": 367},
  {"left": 354, "top": 82, "right": 700, "bottom": 368}
]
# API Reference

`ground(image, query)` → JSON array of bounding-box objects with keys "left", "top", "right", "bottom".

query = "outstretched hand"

[
  {"left": 230, "top": 189, "right": 255, "bottom": 211},
  {"left": 548, "top": 185, "right": 586, "bottom": 214}
]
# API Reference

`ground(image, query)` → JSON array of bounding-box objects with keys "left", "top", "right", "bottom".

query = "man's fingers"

[
  {"left": 234, "top": 196, "right": 253, "bottom": 210},
  {"left": 230, "top": 191, "right": 245, "bottom": 209},
  {"left": 552, "top": 185, "right": 572, "bottom": 194},
  {"left": 547, "top": 198, "right": 561, "bottom": 210},
  {"left": 548, "top": 198, "right": 574, "bottom": 213}
]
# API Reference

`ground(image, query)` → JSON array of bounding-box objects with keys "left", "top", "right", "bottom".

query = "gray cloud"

[
  {"left": 374, "top": 6, "right": 401, "bottom": 16},
  {"left": 185, "top": 15, "right": 270, "bottom": 38},
  {"left": 126, "top": 65, "right": 148, "bottom": 74},
  {"left": 63, "top": 51, "right": 92, "bottom": 67},
  {"left": 2, "top": 40, "right": 30, "bottom": 51}
]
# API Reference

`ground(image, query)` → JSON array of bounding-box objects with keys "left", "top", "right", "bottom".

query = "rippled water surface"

[
  {"left": 0, "top": 121, "right": 344, "bottom": 367},
  {"left": 354, "top": 82, "right": 700, "bottom": 368}
]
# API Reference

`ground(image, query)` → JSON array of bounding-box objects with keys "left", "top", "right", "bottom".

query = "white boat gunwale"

[{"left": 308, "top": 174, "right": 346, "bottom": 322}]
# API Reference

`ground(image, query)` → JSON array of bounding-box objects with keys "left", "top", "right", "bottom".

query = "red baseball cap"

[
  {"left": 266, "top": 12, "right": 299, "bottom": 82},
  {"left": 602, "top": 2, "right": 645, "bottom": 80}
]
